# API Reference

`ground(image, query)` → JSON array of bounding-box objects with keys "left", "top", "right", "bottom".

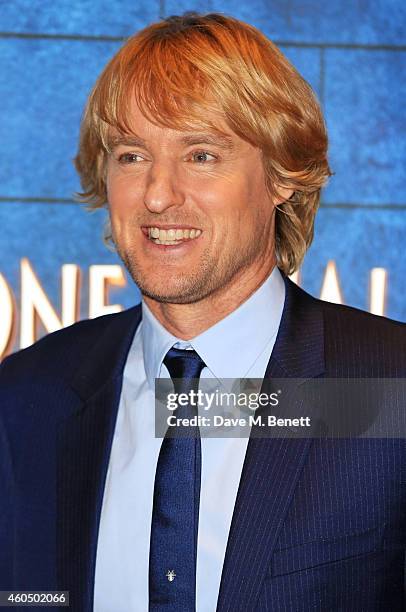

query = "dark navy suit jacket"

[{"left": 1, "top": 274, "right": 406, "bottom": 611}]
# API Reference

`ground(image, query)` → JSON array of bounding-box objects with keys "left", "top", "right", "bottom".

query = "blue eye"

[
  {"left": 118, "top": 152, "right": 143, "bottom": 163},
  {"left": 192, "top": 151, "right": 216, "bottom": 163}
]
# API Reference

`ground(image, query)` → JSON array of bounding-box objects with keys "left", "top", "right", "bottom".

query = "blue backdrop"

[{"left": 0, "top": 0, "right": 405, "bottom": 357}]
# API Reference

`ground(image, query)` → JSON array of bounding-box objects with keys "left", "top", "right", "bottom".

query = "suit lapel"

[
  {"left": 217, "top": 274, "right": 325, "bottom": 612},
  {"left": 56, "top": 306, "right": 142, "bottom": 611}
]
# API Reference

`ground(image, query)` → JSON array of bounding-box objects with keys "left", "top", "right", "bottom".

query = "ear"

[{"left": 272, "top": 186, "right": 294, "bottom": 206}]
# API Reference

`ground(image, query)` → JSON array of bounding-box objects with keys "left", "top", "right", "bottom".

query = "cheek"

[
  {"left": 197, "top": 183, "right": 250, "bottom": 238},
  {"left": 107, "top": 173, "right": 143, "bottom": 219}
]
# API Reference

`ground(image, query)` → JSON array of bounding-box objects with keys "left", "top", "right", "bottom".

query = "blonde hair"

[{"left": 75, "top": 12, "right": 332, "bottom": 274}]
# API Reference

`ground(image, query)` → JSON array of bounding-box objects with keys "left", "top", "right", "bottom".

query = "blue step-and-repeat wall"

[{"left": 0, "top": 1, "right": 405, "bottom": 358}]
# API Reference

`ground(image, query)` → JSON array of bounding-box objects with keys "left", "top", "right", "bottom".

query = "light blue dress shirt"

[{"left": 94, "top": 267, "right": 285, "bottom": 611}]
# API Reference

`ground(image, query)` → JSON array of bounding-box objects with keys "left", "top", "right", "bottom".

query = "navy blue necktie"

[{"left": 149, "top": 347, "right": 206, "bottom": 611}]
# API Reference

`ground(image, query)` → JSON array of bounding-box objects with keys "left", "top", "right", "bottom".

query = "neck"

[{"left": 143, "top": 256, "right": 277, "bottom": 339}]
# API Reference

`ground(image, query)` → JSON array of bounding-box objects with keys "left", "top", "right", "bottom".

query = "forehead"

[{"left": 106, "top": 99, "right": 239, "bottom": 148}]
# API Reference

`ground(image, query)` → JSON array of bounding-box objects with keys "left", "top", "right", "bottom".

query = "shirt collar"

[{"left": 142, "top": 266, "right": 285, "bottom": 387}]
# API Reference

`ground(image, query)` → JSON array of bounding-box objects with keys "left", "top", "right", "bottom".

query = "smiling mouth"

[{"left": 143, "top": 226, "right": 202, "bottom": 245}]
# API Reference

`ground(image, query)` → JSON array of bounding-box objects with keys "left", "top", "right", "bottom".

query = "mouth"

[{"left": 141, "top": 225, "right": 202, "bottom": 246}]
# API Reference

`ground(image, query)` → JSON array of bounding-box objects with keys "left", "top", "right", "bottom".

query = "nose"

[{"left": 143, "top": 162, "right": 184, "bottom": 214}]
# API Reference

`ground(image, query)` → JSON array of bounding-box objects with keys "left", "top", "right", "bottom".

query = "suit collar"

[
  {"left": 267, "top": 272, "right": 325, "bottom": 379},
  {"left": 62, "top": 272, "right": 323, "bottom": 466},
  {"left": 68, "top": 270, "right": 324, "bottom": 400}
]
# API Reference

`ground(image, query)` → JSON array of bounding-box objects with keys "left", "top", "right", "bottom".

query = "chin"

[
  {"left": 121, "top": 253, "right": 215, "bottom": 304},
  {"left": 136, "top": 277, "right": 212, "bottom": 304},
  {"left": 139, "top": 287, "right": 201, "bottom": 305}
]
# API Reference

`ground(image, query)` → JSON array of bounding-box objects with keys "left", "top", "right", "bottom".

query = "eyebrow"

[
  {"left": 107, "top": 132, "right": 235, "bottom": 151},
  {"left": 107, "top": 135, "right": 146, "bottom": 150},
  {"left": 179, "top": 133, "right": 235, "bottom": 150}
]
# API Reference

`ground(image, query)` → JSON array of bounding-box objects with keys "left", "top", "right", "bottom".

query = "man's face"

[{"left": 106, "top": 103, "right": 282, "bottom": 305}]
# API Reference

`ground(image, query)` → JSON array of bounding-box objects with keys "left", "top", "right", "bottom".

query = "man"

[{"left": 1, "top": 12, "right": 405, "bottom": 612}]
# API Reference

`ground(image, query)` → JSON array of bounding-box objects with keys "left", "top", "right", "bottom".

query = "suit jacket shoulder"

[
  {"left": 0, "top": 304, "right": 142, "bottom": 432},
  {"left": 0, "top": 304, "right": 142, "bottom": 391},
  {"left": 319, "top": 295, "right": 406, "bottom": 376}
]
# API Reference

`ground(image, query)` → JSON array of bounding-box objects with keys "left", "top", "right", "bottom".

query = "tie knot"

[{"left": 163, "top": 347, "right": 206, "bottom": 382}]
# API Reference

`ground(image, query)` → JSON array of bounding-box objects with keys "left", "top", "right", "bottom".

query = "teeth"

[{"left": 147, "top": 227, "right": 202, "bottom": 242}]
